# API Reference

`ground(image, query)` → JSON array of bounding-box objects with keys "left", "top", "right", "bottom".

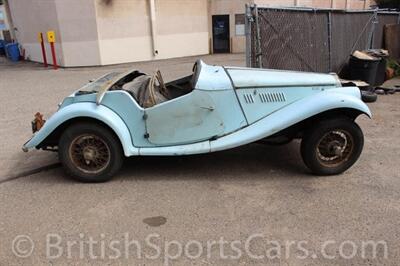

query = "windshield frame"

[{"left": 96, "top": 69, "right": 139, "bottom": 105}]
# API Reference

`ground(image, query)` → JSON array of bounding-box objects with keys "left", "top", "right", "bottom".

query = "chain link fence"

[{"left": 246, "top": 5, "right": 400, "bottom": 74}]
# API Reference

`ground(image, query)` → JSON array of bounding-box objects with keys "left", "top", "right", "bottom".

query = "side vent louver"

[
  {"left": 259, "top": 92, "right": 286, "bottom": 103},
  {"left": 243, "top": 93, "right": 255, "bottom": 104}
]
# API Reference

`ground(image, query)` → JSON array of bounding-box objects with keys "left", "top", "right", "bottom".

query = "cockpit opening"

[{"left": 111, "top": 61, "right": 202, "bottom": 108}]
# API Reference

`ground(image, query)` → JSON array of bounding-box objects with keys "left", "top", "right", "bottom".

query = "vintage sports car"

[{"left": 23, "top": 60, "right": 371, "bottom": 182}]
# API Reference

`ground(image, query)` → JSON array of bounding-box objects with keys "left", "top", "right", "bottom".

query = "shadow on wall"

[{"left": 101, "top": 0, "right": 113, "bottom": 6}]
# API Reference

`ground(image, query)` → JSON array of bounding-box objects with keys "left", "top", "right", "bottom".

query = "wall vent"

[{"left": 259, "top": 92, "right": 286, "bottom": 103}]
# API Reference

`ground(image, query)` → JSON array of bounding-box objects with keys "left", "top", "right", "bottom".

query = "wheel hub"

[
  {"left": 332, "top": 145, "right": 343, "bottom": 157},
  {"left": 69, "top": 134, "right": 111, "bottom": 174},
  {"left": 316, "top": 130, "right": 354, "bottom": 167},
  {"left": 327, "top": 140, "right": 344, "bottom": 157},
  {"left": 83, "top": 147, "right": 96, "bottom": 161}
]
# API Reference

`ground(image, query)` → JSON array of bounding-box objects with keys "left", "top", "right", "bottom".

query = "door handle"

[{"left": 199, "top": 106, "right": 214, "bottom": 111}]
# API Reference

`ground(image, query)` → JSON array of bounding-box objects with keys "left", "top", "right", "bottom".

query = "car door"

[{"left": 144, "top": 90, "right": 224, "bottom": 146}]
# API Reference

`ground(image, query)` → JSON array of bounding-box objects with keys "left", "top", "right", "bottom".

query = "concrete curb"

[{"left": 0, "top": 163, "right": 62, "bottom": 184}]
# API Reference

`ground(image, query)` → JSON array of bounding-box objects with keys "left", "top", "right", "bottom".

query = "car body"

[{"left": 23, "top": 60, "right": 371, "bottom": 182}]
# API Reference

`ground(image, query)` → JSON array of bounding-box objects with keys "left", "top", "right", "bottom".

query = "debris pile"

[{"left": 342, "top": 49, "right": 399, "bottom": 103}]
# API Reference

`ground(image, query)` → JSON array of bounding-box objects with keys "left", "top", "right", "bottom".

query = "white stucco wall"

[
  {"left": 7, "top": 0, "right": 209, "bottom": 66},
  {"left": 95, "top": 0, "right": 209, "bottom": 65},
  {"left": 55, "top": 0, "right": 101, "bottom": 66}
]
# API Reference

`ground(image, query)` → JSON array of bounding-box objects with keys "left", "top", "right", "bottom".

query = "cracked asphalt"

[{"left": 0, "top": 54, "right": 399, "bottom": 265}]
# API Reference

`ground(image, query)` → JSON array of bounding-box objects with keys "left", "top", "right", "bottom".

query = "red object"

[
  {"left": 39, "top": 33, "right": 48, "bottom": 67},
  {"left": 50, "top": 42, "right": 58, "bottom": 70}
]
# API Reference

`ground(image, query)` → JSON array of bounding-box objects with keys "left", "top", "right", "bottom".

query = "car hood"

[{"left": 225, "top": 67, "right": 340, "bottom": 88}]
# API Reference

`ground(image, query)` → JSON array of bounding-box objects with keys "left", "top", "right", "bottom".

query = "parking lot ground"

[{"left": 0, "top": 54, "right": 399, "bottom": 265}]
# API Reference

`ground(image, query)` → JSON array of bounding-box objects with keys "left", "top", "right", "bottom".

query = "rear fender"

[
  {"left": 210, "top": 88, "right": 371, "bottom": 152},
  {"left": 23, "top": 102, "right": 139, "bottom": 156}
]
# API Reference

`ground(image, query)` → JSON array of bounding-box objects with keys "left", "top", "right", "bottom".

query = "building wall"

[
  {"left": 210, "top": 0, "right": 248, "bottom": 54},
  {"left": 95, "top": 0, "right": 152, "bottom": 65},
  {"left": 55, "top": 0, "right": 101, "bottom": 66},
  {"left": 6, "top": 0, "right": 209, "bottom": 67},
  {"left": 6, "top": 0, "right": 103, "bottom": 66},
  {"left": 95, "top": 0, "right": 209, "bottom": 65},
  {"left": 0, "top": 4, "right": 11, "bottom": 39}
]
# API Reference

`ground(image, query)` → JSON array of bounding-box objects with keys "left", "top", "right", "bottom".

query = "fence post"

[
  {"left": 327, "top": 12, "right": 333, "bottom": 72},
  {"left": 245, "top": 4, "right": 252, "bottom": 67},
  {"left": 254, "top": 5, "right": 263, "bottom": 68},
  {"left": 366, "top": 11, "right": 378, "bottom": 49}
]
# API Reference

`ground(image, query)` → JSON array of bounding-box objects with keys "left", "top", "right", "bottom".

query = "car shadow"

[
  {"left": 117, "top": 141, "right": 309, "bottom": 182},
  {"left": 24, "top": 141, "right": 311, "bottom": 184}
]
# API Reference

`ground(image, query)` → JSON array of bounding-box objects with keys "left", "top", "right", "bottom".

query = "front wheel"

[
  {"left": 301, "top": 119, "right": 364, "bottom": 175},
  {"left": 59, "top": 122, "right": 123, "bottom": 182}
]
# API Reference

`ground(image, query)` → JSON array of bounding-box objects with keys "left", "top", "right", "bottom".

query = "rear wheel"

[
  {"left": 58, "top": 122, "right": 123, "bottom": 182},
  {"left": 301, "top": 118, "right": 364, "bottom": 175}
]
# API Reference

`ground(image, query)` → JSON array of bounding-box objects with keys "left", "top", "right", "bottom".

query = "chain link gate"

[{"left": 246, "top": 5, "right": 400, "bottom": 74}]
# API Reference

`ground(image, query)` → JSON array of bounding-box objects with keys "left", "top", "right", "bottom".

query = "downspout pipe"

[
  {"left": 3, "top": 0, "right": 17, "bottom": 41},
  {"left": 149, "top": 0, "right": 158, "bottom": 56}
]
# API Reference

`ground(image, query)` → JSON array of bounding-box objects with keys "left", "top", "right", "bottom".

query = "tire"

[
  {"left": 58, "top": 122, "right": 123, "bottom": 182},
  {"left": 361, "top": 90, "right": 377, "bottom": 103},
  {"left": 301, "top": 118, "right": 364, "bottom": 175}
]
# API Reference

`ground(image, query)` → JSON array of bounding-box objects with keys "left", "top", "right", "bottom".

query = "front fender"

[
  {"left": 23, "top": 102, "right": 139, "bottom": 156},
  {"left": 210, "top": 88, "right": 371, "bottom": 152},
  {"left": 310, "top": 87, "right": 371, "bottom": 118}
]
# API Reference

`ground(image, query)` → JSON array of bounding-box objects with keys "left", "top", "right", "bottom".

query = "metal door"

[{"left": 144, "top": 91, "right": 224, "bottom": 146}]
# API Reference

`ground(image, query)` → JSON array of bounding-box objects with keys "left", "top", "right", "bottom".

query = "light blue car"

[{"left": 23, "top": 60, "right": 371, "bottom": 182}]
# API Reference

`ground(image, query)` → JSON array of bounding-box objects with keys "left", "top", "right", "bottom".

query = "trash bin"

[
  {"left": 375, "top": 57, "right": 387, "bottom": 86},
  {"left": 5, "top": 43, "right": 20, "bottom": 62},
  {"left": 349, "top": 55, "right": 380, "bottom": 86},
  {"left": 367, "top": 50, "right": 389, "bottom": 87}
]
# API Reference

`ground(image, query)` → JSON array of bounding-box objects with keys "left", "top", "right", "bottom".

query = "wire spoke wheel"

[
  {"left": 316, "top": 130, "right": 354, "bottom": 168},
  {"left": 68, "top": 134, "right": 111, "bottom": 174},
  {"left": 301, "top": 119, "right": 364, "bottom": 175},
  {"left": 59, "top": 122, "right": 123, "bottom": 182}
]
